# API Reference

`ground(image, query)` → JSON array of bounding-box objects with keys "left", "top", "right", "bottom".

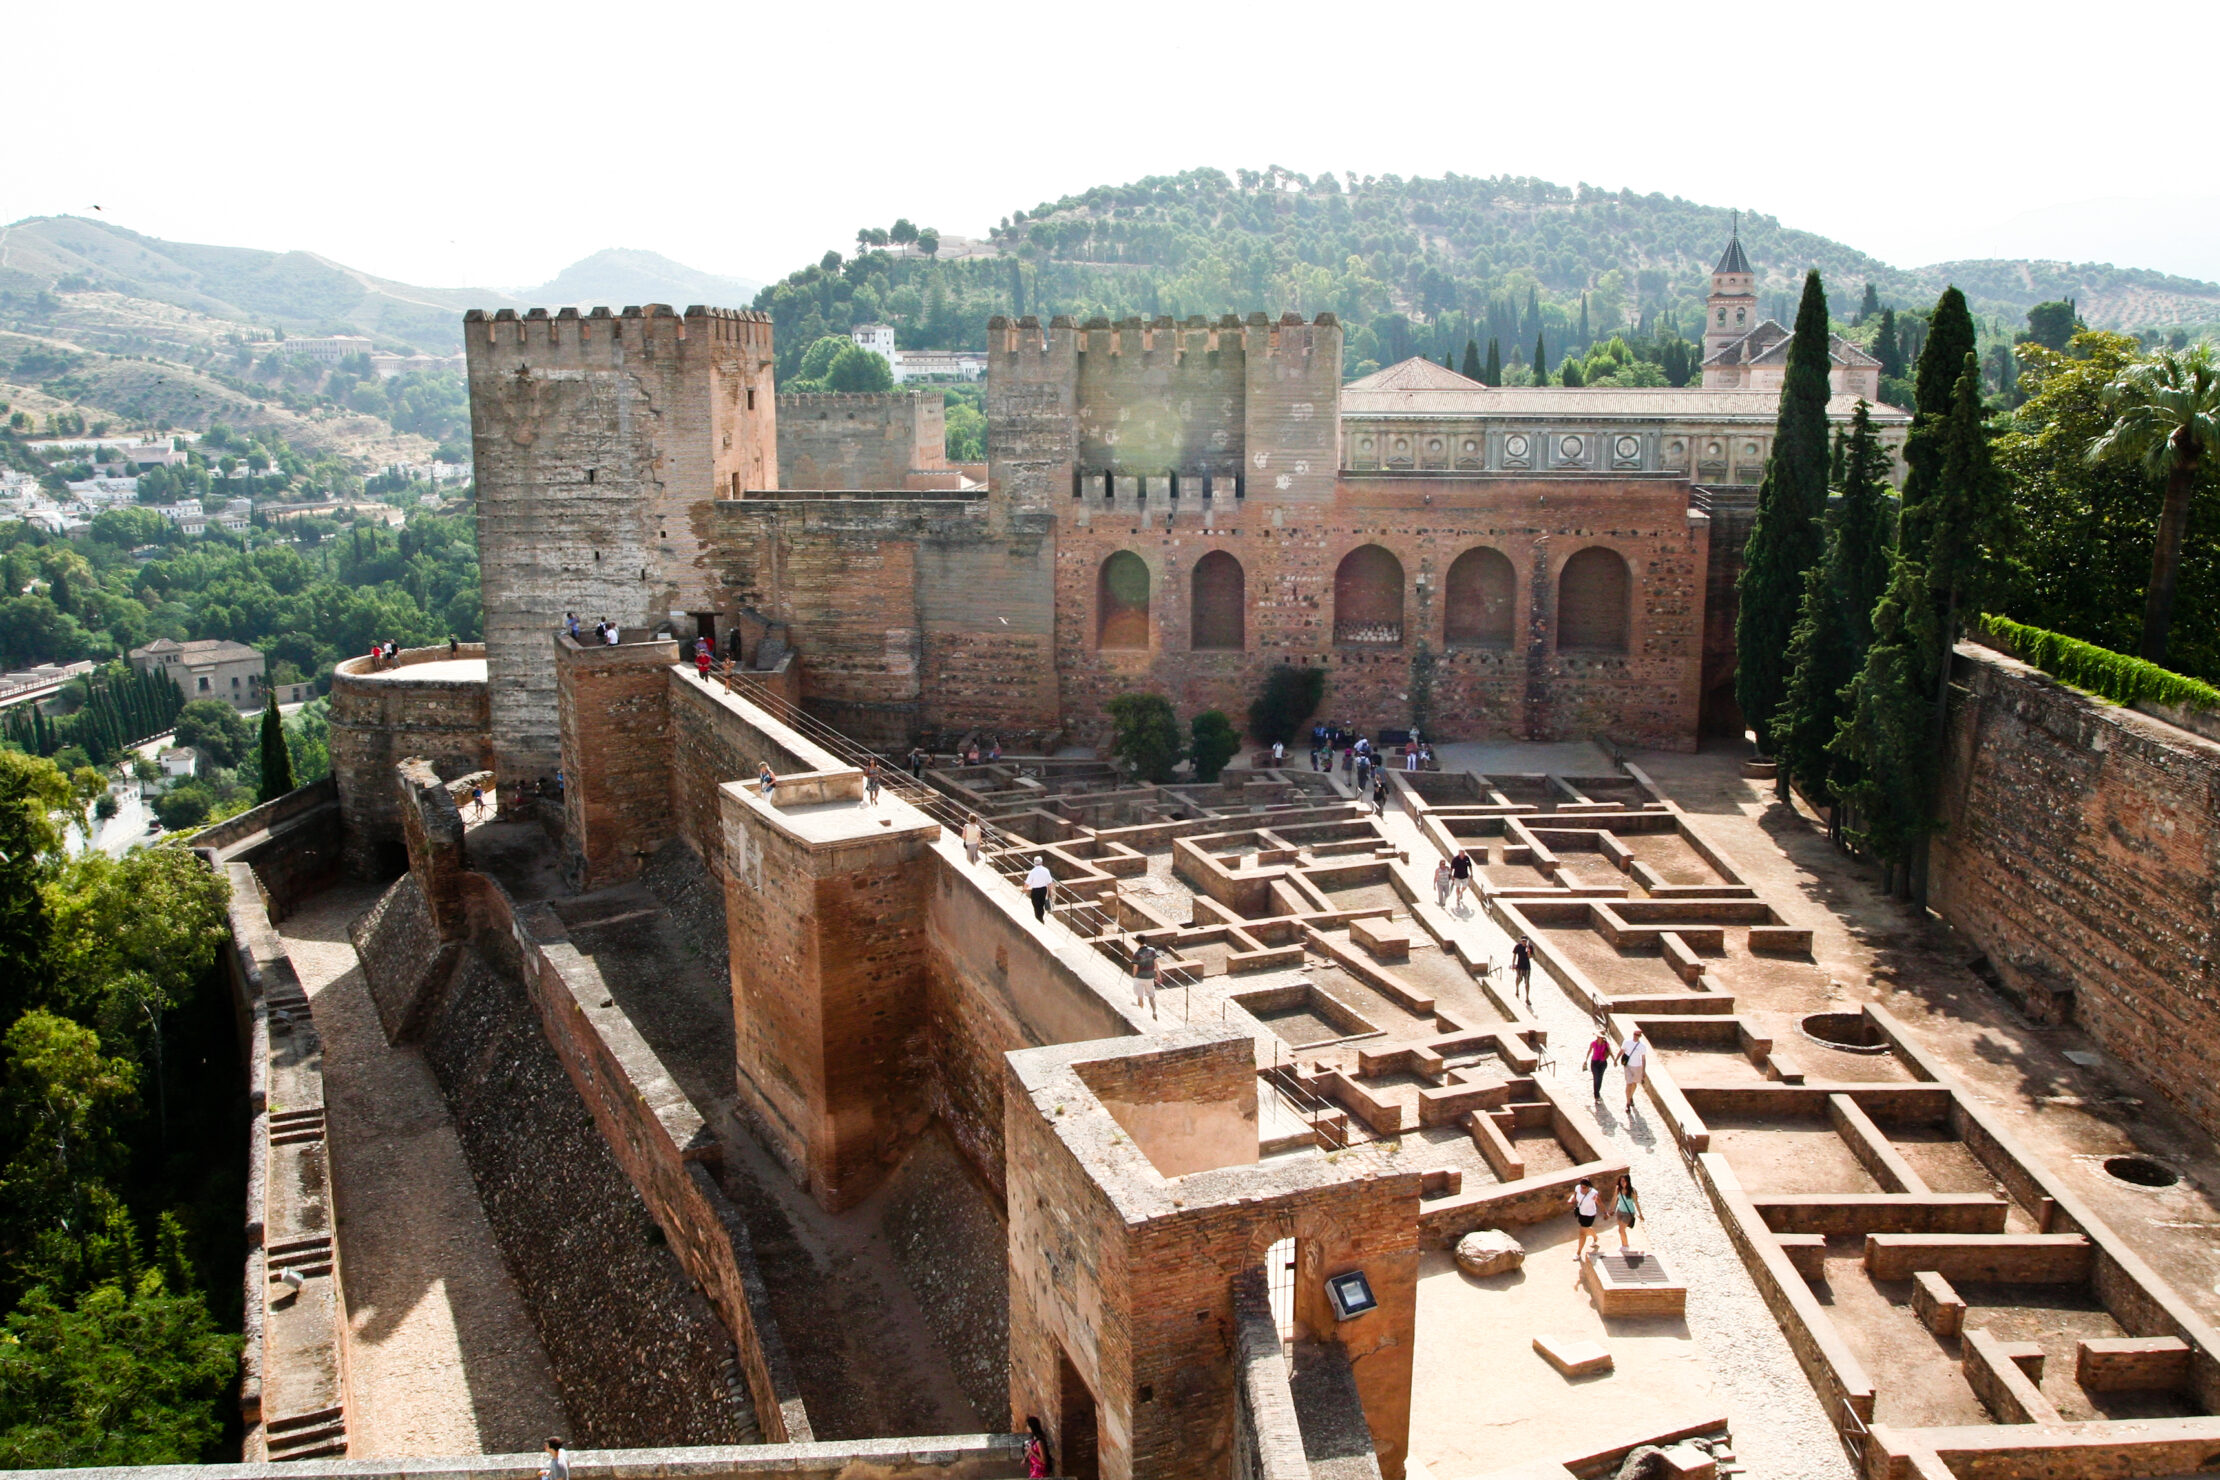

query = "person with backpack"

[
  {"left": 1371, "top": 774, "right": 1387, "bottom": 816},
  {"left": 1131, "top": 939, "right": 1160, "bottom": 1018}
]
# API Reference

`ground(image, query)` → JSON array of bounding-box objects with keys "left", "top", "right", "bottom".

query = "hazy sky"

[{"left": 8, "top": 0, "right": 2216, "bottom": 292}]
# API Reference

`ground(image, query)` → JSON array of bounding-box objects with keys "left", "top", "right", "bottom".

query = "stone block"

[
  {"left": 2076, "top": 1336, "right": 2191, "bottom": 1393},
  {"left": 1911, "top": 1271, "right": 1965, "bottom": 1337},
  {"left": 1775, "top": 1232, "right": 1827, "bottom": 1280},
  {"left": 1582, "top": 1248, "right": 1687, "bottom": 1316},
  {"left": 1531, "top": 1334, "right": 1613, "bottom": 1378},
  {"left": 1455, "top": 1229, "right": 1525, "bottom": 1277},
  {"left": 1351, "top": 914, "right": 1412, "bottom": 960},
  {"left": 1658, "top": 1444, "right": 1718, "bottom": 1479}
]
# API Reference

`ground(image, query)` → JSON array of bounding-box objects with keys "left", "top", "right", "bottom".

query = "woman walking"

[
  {"left": 962, "top": 813, "right": 984, "bottom": 865},
  {"left": 1613, "top": 1174, "right": 1645, "bottom": 1254},
  {"left": 1433, "top": 856, "right": 1452, "bottom": 909},
  {"left": 1569, "top": 1176, "right": 1602, "bottom": 1262},
  {"left": 1510, "top": 935, "right": 1534, "bottom": 1003},
  {"left": 864, "top": 758, "right": 882, "bottom": 806},
  {"left": 1585, "top": 1028, "right": 1611, "bottom": 1103}
]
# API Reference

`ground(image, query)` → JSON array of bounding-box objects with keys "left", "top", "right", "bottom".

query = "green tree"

[
  {"left": 1532, "top": 334, "right": 1549, "bottom": 388},
  {"left": 1559, "top": 358, "right": 1583, "bottom": 387},
  {"left": 1106, "top": 693, "right": 1181, "bottom": 783},
  {"left": 1245, "top": 664, "right": 1326, "bottom": 748},
  {"left": 1900, "top": 287, "right": 1978, "bottom": 513},
  {"left": 2087, "top": 344, "right": 2220, "bottom": 665},
  {"left": 256, "top": 691, "right": 293, "bottom": 803},
  {"left": 1774, "top": 401, "right": 1893, "bottom": 809},
  {"left": 792, "top": 335, "right": 851, "bottom": 385},
  {"left": 152, "top": 785, "right": 214, "bottom": 832},
  {"left": 1187, "top": 710, "right": 1240, "bottom": 782},
  {"left": 1460, "top": 340, "right": 1482, "bottom": 380},
  {"left": 2022, "top": 300, "right": 2080, "bottom": 353},
  {"left": 1736, "top": 270, "right": 1834, "bottom": 765},
  {"left": 824, "top": 344, "right": 895, "bottom": 393},
  {"left": 171, "top": 701, "right": 250, "bottom": 769},
  {"left": 0, "top": 752, "right": 71, "bottom": 1023},
  {"left": 1483, "top": 338, "right": 1502, "bottom": 386},
  {"left": 1830, "top": 553, "right": 1944, "bottom": 893},
  {"left": 3, "top": 1011, "right": 137, "bottom": 1238}
]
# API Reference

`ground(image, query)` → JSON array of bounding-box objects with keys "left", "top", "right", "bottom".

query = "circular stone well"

[
  {"left": 2104, "top": 1156, "right": 2181, "bottom": 1188},
  {"left": 1798, "top": 1011, "right": 1890, "bottom": 1054}
]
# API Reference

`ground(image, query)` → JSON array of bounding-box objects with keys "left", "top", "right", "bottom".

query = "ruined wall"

[
  {"left": 467, "top": 304, "right": 775, "bottom": 797},
  {"left": 777, "top": 392, "right": 947, "bottom": 490},
  {"left": 328, "top": 646, "right": 491, "bottom": 875},
  {"left": 1932, "top": 643, "right": 2220, "bottom": 1138},
  {"left": 1051, "top": 474, "right": 1708, "bottom": 750},
  {"left": 710, "top": 496, "right": 1059, "bottom": 745}
]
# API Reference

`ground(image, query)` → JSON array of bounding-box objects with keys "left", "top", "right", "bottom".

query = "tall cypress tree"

[
  {"left": 1735, "top": 270, "right": 1835, "bottom": 768},
  {"left": 1775, "top": 401, "right": 1893, "bottom": 811},
  {"left": 1875, "top": 308, "right": 1904, "bottom": 381},
  {"left": 1532, "top": 334, "right": 1549, "bottom": 388},
  {"left": 258, "top": 690, "right": 294, "bottom": 803},
  {"left": 1483, "top": 338, "right": 1502, "bottom": 386},
  {"left": 1831, "top": 553, "right": 1944, "bottom": 895},
  {"left": 1578, "top": 293, "right": 1590, "bottom": 347},
  {"left": 1461, "top": 339, "right": 1483, "bottom": 380},
  {"left": 1900, "top": 287, "right": 1977, "bottom": 515}
]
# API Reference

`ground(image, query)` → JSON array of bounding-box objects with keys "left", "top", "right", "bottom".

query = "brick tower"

[{"left": 465, "top": 303, "right": 775, "bottom": 803}]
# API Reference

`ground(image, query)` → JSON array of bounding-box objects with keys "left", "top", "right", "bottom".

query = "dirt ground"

[
  {"left": 1630, "top": 740, "right": 2220, "bottom": 1329},
  {"left": 279, "top": 885, "right": 569, "bottom": 1456}
]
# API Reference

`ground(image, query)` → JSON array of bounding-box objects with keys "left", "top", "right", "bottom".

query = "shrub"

[
  {"left": 153, "top": 784, "right": 213, "bottom": 831},
  {"left": 1188, "top": 710, "right": 1240, "bottom": 782},
  {"left": 1976, "top": 614, "right": 2220, "bottom": 713},
  {"left": 1106, "top": 693, "right": 1181, "bottom": 783},
  {"left": 1246, "top": 664, "right": 1326, "bottom": 747}
]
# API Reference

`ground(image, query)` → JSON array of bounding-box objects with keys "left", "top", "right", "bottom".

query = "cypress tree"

[
  {"left": 1461, "top": 339, "right": 1483, "bottom": 380},
  {"left": 1736, "top": 269, "right": 1834, "bottom": 770},
  {"left": 1483, "top": 338, "right": 1502, "bottom": 386},
  {"left": 1875, "top": 308, "right": 1903, "bottom": 381},
  {"left": 1830, "top": 427, "right": 1847, "bottom": 488},
  {"left": 1560, "top": 358, "right": 1582, "bottom": 387},
  {"left": 1775, "top": 401, "right": 1894, "bottom": 812},
  {"left": 1532, "top": 334, "right": 1549, "bottom": 388},
  {"left": 1578, "top": 293, "right": 1590, "bottom": 346},
  {"left": 1830, "top": 553, "right": 1944, "bottom": 894},
  {"left": 258, "top": 690, "right": 294, "bottom": 802},
  {"left": 1900, "top": 288, "right": 1977, "bottom": 516}
]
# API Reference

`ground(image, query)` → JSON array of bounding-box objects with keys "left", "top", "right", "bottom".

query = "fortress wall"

[
  {"left": 467, "top": 305, "right": 775, "bottom": 798},
  {"left": 201, "top": 774, "right": 343, "bottom": 914},
  {"left": 668, "top": 667, "right": 828, "bottom": 878},
  {"left": 776, "top": 391, "right": 947, "bottom": 490},
  {"left": 1051, "top": 475, "right": 1708, "bottom": 750},
  {"left": 1932, "top": 644, "right": 2220, "bottom": 1139},
  {"left": 555, "top": 636, "right": 679, "bottom": 890},
  {"left": 328, "top": 645, "right": 491, "bottom": 876},
  {"left": 709, "top": 498, "right": 1059, "bottom": 745}
]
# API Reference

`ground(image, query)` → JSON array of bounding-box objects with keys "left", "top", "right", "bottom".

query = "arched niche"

[
  {"left": 1556, "top": 546, "right": 1630, "bottom": 653},
  {"left": 1190, "top": 550, "right": 1244, "bottom": 651},
  {"left": 1443, "top": 546, "right": 1515, "bottom": 648},
  {"left": 1333, "top": 545, "right": 1404, "bottom": 647},
  {"left": 1098, "top": 550, "right": 1151, "bottom": 650}
]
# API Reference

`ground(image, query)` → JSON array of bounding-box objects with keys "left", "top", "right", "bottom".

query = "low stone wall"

[
  {"left": 1933, "top": 643, "right": 2220, "bottom": 1138},
  {"left": 202, "top": 776, "right": 343, "bottom": 915},
  {"left": 220, "top": 863, "right": 351, "bottom": 1461}
]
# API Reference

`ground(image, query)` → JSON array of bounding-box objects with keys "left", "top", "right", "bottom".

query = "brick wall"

[
  {"left": 328, "top": 645, "right": 491, "bottom": 876},
  {"left": 556, "top": 636, "right": 679, "bottom": 889},
  {"left": 1933, "top": 643, "right": 2220, "bottom": 1138},
  {"left": 777, "top": 392, "right": 948, "bottom": 490}
]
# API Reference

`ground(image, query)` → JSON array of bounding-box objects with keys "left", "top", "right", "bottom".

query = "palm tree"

[{"left": 2088, "top": 344, "right": 2220, "bottom": 665}]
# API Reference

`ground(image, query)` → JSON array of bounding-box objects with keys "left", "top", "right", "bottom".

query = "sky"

[{"left": 7, "top": 0, "right": 2217, "bottom": 291}]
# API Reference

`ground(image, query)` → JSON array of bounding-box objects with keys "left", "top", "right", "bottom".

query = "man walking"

[
  {"left": 1620, "top": 1026, "right": 1649, "bottom": 1116},
  {"left": 1025, "top": 855, "right": 1054, "bottom": 923},
  {"left": 1511, "top": 935, "right": 1533, "bottom": 1003},
  {"left": 1131, "top": 939, "right": 1159, "bottom": 1018},
  {"left": 1449, "top": 849, "right": 1473, "bottom": 912},
  {"left": 1371, "top": 774, "right": 1387, "bottom": 816}
]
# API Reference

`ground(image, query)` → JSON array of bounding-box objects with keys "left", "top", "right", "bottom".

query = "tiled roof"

[
  {"left": 1714, "top": 231, "right": 1752, "bottom": 276},
  {"left": 1701, "top": 325, "right": 1880, "bottom": 371},
  {"left": 132, "top": 638, "right": 263, "bottom": 663},
  {"left": 1339, "top": 386, "right": 1909, "bottom": 423},
  {"left": 1344, "top": 357, "right": 1488, "bottom": 392}
]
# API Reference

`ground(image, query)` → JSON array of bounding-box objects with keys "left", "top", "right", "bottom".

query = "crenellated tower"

[{"left": 465, "top": 302, "right": 776, "bottom": 801}]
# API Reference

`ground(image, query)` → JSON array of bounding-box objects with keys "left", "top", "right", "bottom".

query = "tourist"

[
  {"left": 1132, "top": 939, "right": 1160, "bottom": 1018},
  {"left": 1023, "top": 1418, "right": 1053, "bottom": 1479},
  {"left": 1405, "top": 746, "right": 1419, "bottom": 772},
  {"left": 1586, "top": 1028, "right": 1612, "bottom": 1103},
  {"left": 604, "top": 621, "right": 619, "bottom": 646},
  {"left": 864, "top": 758, "right": 882, "bottom": 805},
  {"left": 555, "top": 768, "right": 565, "bottom": 798},
  {"left": 1419, "top": 744, "right": 1434, "bottom": 770},
  {"left": 1025, "top": 855, "right": 1054, "bottom": 922},
  {"left": 962, "top": 813, "right": 984, "bottom": 865},
  {"left": 1511, "top": 935, "right": 1534, "bottom": 1002},
  {"left": 565, "top": 612, "right": 580, "bottom": 639},
  {"left": 449, "top": 635, "right": 459, "bottom": 656},
  {"left": 696, "top": 645, "right": 713, "bottom": 679},
  {"left": 1271, "top": 739, "right": 1284, "bottom": 765},
  {"left": 1341, "top": 745, "right": 1354, "bottom": 780},
  {"left": 1434, "top": 856, "right": 1452, "bottom": 908},
  {"left": 758, "top": 763, "right": 777, "bottom": 799},
  {"left": 908, "top": 745, "right": 927, "bottom": 778},
  {"left": 1613, "top": 1173, "right": 1645, "bottom": 1253},
  {"left": 540, "top": 1439, "right": 568, "bottom": 1480},
  {"left": 988, "top": 737, "right": 1003, "bottom": 762},
  {"left": 469, "top": 783, "right": 485, "bottom": 820},
  {"left": 1372, "top": 775, "right": 1387, "bottom": 816},
  {"left": 1620, "top": 1026, "right": 1649, "bottom": 1115},
  {"left": 1570, "top": 1176, "right": 1601, "bottom": 1262},
  {"left": 1449, "top": 849, "right": 1473, "bottom": 911}
]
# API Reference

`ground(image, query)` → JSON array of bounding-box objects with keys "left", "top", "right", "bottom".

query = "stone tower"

[
  {"left": 1703, "top": 216, "right": 1758, "bottom": 364},
  {"left": 465, "top": 303, "right": 775, "bottom": 802}
]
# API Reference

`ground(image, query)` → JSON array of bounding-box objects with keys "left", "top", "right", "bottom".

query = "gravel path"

[{"left": 1377, "top": 805, "right": 1854, "bottom": 1480}]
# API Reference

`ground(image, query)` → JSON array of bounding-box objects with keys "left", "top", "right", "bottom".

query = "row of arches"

[{"left": 1096, "top": 544, "right": 1632, "bottom": 654}]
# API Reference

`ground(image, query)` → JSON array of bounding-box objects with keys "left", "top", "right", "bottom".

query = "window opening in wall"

[
  {"left": 1097, "top": 551, "right": 1151, "bottom": 650},
  {"left": 1234, "top": 472, "right": 1246, "bottom": 499},
  {"left": 1265, "top": 1236, "right": 1296, "bottom": 1345},
  {"left": 1103, "top": 469, "right": 1115, "bottom": 500},
  {"left": 746, "top": 388, "right": 756, "bottom": 410},
  {"left": 1168, "top": 471, "right": 1180, "bottom": 500},
  {"left": 1203, "top": 472, "right": 1215, "bottom": 500},
  {"left": 586, "top": 467, "right": 597, "bottom": 484},
  {"left": 1072, "top": 468, "right": 1084, "bottom": 500}
]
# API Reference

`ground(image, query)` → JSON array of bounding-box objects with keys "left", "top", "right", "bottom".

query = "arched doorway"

[
  {"left": 1333, "top": 545, "right": 1405, "bottom": 646},
  {"left": 1190, "top": 550, "right": 1245, "bottom": 651},
  {"left": 1097, "top": 551, "right": 1151, "bottom": 650},
  {"left": 1443, "top": 547, "right": 1516, "bottom": 648},
  {"left": 1556, "top": 547, "right": 1630, "bottom": 653}
]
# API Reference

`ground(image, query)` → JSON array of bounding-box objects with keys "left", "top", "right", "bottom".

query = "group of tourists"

[
  {"left": 562, "top": 613, "right": 623, "bottom": 647},
  {"left": 1569, "top": 1170, "right": 1645, "bottom": 1261},
  {"left": 1305, "top": 723, "right": 1435, "bottom": 790}
]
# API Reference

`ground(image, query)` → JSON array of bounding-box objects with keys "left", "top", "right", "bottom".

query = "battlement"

[
  {"left": 462, "top": 303, "right": 774, "bottom": 356},
  {"left": 776, "top": 391, "right": 944, "bottom": 411}
]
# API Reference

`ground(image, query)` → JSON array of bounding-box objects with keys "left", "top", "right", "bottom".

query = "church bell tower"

[{"left": 1704, "top": 213, "right": 1758, "bottom": 365}]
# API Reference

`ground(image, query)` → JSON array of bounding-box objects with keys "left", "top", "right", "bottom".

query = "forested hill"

[{"left": 752, "top": 166, "right": 2220, "bottom": 378}]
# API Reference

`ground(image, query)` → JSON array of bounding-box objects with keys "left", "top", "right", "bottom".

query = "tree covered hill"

[{"left": 751, "top": 167, "right": 2220, "bottom": 378}]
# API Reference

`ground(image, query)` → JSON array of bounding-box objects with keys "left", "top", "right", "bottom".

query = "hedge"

[{"left": 1975, "top": 613, "right": 2220, "bottom": 714}]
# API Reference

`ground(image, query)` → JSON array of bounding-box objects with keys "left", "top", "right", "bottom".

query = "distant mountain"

[
  {"left": 521, "top": 249, "right": 762, "bottom": 313},
  {"left": 0, "top": 216, "right": 517, "bottom": 351}
]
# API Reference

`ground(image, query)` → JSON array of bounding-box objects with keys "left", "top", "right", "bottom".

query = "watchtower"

[{"left": 465, "top": 303, "right": 775, "bottom": 801}]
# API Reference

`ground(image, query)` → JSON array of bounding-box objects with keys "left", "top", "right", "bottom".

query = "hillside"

[{"left": 750, "top": 167, "right": 2220, "bottom": 380}]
